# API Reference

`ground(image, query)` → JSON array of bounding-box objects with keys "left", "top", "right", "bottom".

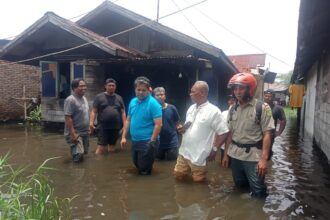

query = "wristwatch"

[{"left": 212, "top": 146, "right": 218, "bottom": 152}]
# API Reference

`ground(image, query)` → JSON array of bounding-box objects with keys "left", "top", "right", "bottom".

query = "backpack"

[{"left": 228, "top": 100, "right": 274, "bottom": 160}]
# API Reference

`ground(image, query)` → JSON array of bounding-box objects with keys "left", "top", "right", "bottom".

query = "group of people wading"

[{"left": 64, "top": 72, "right": 286, "bottom": 198}]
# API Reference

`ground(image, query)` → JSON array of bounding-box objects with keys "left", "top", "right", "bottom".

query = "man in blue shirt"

[
  {"left": 153, "top": 87, "right": 181, "bottom": 160},
  {"left": 121, "top": 76, "right": 162, "bottom": 175}
]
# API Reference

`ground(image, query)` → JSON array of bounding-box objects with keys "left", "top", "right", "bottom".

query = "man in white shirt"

[{"left": 174, "top": 81, "right": 229, "bottom": 182}]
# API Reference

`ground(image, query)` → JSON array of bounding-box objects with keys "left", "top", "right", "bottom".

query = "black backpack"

[{"left": 228, "top": 100, "right": 274, "bottom": 160}]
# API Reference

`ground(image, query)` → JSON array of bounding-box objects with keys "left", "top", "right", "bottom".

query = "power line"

[
  {"left": 0, "top": 0, "right": 122, "bottom": 40},
  {"left": 0, "top": 0, "right": 208, "bottom": 66},
  {"left": 170, "top": 0, "right": 212, "bottom": 45},
  {"left": 182, "top": 0, "right": 293, "bottom": 68}
]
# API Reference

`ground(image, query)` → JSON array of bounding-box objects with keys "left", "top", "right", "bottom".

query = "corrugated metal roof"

[{"left": 77, "top": 1, "right": 238, "bottom": 73}]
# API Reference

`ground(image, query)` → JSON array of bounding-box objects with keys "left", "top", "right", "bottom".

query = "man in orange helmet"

[{"left": 222, "top": 73, "right": 274, "bottom": 198}]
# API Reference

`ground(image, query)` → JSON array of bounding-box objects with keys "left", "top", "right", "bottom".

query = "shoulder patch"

[{"left": 263, "top": 104, "right": 272, "bottom": 117}]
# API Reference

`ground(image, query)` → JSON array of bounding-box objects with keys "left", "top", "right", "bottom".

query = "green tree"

[{"left": 275, "top": 70, "right": 293, "bottom": 85}]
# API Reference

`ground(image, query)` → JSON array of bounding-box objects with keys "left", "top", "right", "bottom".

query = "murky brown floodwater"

[{"left": 1, "top": 116, "right": 330, "bottom": 220}]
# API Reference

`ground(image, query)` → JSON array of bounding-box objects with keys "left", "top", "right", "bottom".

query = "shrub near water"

[{"left": 0, "top": 155, "right": 72, "bottom": 219}]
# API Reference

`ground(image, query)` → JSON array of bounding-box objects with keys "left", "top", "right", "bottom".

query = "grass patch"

[
  {"left": 283, "top": 106, "right": 297, "bottom": 118},
  {"left": 0, "top": 154, "right": 73, "bottom": 219}
]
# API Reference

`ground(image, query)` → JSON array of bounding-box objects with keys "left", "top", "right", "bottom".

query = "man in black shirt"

[
  {"left": 90, "top": 78, "right": 126, "bottom": 154},
  {"left": 264, "top": 89, "right": 286, "bottom": 137}
]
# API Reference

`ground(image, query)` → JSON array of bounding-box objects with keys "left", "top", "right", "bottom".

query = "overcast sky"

[{"left": 0, "top": 0, "right": 300, "bottom": 73}]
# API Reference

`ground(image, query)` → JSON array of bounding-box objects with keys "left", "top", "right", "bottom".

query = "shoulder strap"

[
  {"left": 255, "top": 100, "right": 263, "bottom": 125},
  {"left": 228, "top": 103, "right": 239, "bottom": 122}
]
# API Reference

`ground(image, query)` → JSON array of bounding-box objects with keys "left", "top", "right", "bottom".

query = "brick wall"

[{"left": 0, "top": 60, "right": 40, "bottom": 121}]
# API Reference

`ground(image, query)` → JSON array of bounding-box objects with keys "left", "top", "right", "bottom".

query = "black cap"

[{"left": 264, "top": 89, "right": 275, "bottom": 94}]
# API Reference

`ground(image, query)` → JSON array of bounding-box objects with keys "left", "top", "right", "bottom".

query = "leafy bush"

[
  {"left": 0, "top": 155, "right": 73, "bottom": 219},
  {"left": 26, "top": 104, "right": 41, "bottom": 122}
]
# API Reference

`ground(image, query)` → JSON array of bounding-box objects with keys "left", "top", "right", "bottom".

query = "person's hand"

[
  {"left": 207, "top": 150, "right": 217, "bottom": 162},
  {"left": 120, "top": 137, "right": 127, "bottom": 150},
  {"left": 148, "top": 140, "right": 157, "bottom": 148},
  {"left": 89, "top": 123, "right": 96, "bottom": 134},
  {"left": 70, "top": 132, "right": 79, "bottom": 143},
  {"left": 177, "top": 122, "right": 191, "bottom": 134},
  {"left": 222, "top": 154, "right": 230, "bottom": 168},
  {"left": 257, "top": 159, "right": 268, "bottom": 176}
]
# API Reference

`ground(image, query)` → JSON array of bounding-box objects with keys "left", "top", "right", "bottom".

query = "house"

[
  {"left": 228, "top": 53, "right": 266, "bottom": 73},
  {"left": 0, "top": 40, "right": 40, "bottom": 121},
  {"left": 0, "top": 1, "right": 237, "bottom": 123},
  {"left": 228, "top": 53, "right": 278, "bottom": 100},
  {"left": 292, "top": 0, "right": 330, "bottom": 161}
]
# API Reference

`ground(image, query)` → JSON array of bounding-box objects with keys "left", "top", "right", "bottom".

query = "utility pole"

[{"left": 156, "top": 0, "right": 160, "bottom": 22}]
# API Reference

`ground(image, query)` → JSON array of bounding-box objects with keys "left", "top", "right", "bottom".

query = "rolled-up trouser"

[
  {"left": 231, "top": 157, "right": 267, "bottom": 198},
  {"left": 131, "top": 140, "right": 157, "bottom": 175}
]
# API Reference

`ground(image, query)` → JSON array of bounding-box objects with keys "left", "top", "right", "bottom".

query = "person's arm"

[
  {"left": 276, "top": 120, "right": 286, "bottom": 136},
  {"left": 208, "top": 132, "right": 228, "bottom": 162},
  {"left": 120, "top": 116, "right": 131, "bottom": 149},
  {"left": 89, "top": 107, "right": 97, "bottom": 134},
  {"left": 221, "top": 131, "right": 232, "bottom": 168},
  {"left": 65, "top": 115, "right": 79, "bottom": 142},
  {"left": 121, "top": 108, "right": 126, "bottom": 129},
  {"left": 276, "top": 108, "right": 286, "bottom": 136},
  {"left": 150, "top": 118, "right": 162, "bottom": 141},
  {"left": 257, "top": 130, "right": 272, "bottom": 176}
]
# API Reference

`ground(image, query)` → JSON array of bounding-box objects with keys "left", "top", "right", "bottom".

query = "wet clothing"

[
  {"left": 128, "top": 94, "right": 162, "bottom": 174},
  {"left": 66, "top": 135, "right": 89, "bottom": 162},
  {"left": 155, "top": 147, "right": 178, "bottom": 161},
  {"left": 174, "top": 155, "right": 208, "bottom": 182},
  {"left": 231, "top": 157, "right": 267, "bottom": 198},
  {"left": 159, "top": 104, "right": 180, "bottom": 149},
  {"left": 131, "top": 140, "right": 158, "bottom": 175},
  {"left": 227, "top": 98, "right": 274, "bottom": 162},
  {"left": 64, "top": 94, "right": 90, "bottom": 162},
  {"left": 227, "top": 98, "right": 274, "bottom": 197},
  {"left": 270, "top": 104, "right": 286, "bottom": 128},
  {"left": 178, "top": 101, "right": 228, "bottom": 166},
  {"left": 128, "top": 95, "right": 162, "bottom": 141},
  {"left": 97, "top": 128, "right": 120, "bottom": 145},
  {"left": 64, "top": 94, "right": 89, "bottom": 137},
  {"left": 93, "top": 93, "right": 125, "bottom": 130}
]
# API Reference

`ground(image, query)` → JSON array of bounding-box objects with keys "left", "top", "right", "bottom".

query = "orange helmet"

[{"left": 227, "top": 73, "right": 257, "bottom": 97}]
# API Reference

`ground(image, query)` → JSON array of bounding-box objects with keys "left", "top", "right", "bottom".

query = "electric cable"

[
  {"left": 182, "top": 0, "right": 293, "bottom": 68},
  {"left": 170, "top": 0, "right": 212, "bottom": 45},
  {"left": 0, "top": 0, "right": 208, "bottom": 66}
]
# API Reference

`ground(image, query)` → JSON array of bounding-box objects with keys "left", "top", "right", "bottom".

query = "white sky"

[{"left": 0, "top": 0, "right": 300, "bottom": 73}]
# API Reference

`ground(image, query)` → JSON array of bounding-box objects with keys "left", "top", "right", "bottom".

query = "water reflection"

[{"left": 0, "top": 118, "right": 330, "bottom": 219}]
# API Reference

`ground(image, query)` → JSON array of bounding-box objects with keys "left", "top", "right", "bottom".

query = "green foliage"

[
  {"left": 0, "top": 154, "right": 73, "bottom": 219},
  {"left": 26, "top": 105, "right": 41, "bottom": 122},
  {"left": 276, "top": 70, "right": 293, "bottom": 85},
  {"left": 284, "top": 106, "right": 297, "bottom": 118}
]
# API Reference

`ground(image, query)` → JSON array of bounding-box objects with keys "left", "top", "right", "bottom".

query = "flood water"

[{"left": 1, "top": 117, "right": 330, "bottom": 220}]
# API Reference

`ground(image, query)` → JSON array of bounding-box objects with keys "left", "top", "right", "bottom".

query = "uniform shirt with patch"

[{"left": 227, "top": 98, "right": 274, "bottom": 161}]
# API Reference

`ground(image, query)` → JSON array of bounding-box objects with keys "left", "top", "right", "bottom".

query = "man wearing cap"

[{"left": 264, "top": 89, "right": 286, "bottom": 137}]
